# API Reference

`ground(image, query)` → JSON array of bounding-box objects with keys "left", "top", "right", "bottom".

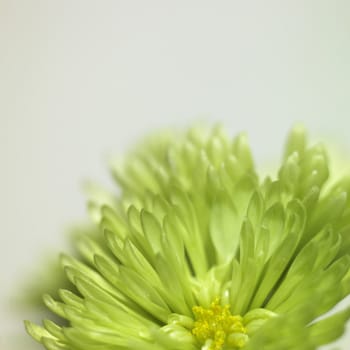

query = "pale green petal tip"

[{"left": 26, "top": 125, "right": 350, "bottom": 350}]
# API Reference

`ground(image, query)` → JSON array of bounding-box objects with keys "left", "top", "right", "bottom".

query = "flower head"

[{"left": 26, "top": 125, "right": 350, "bottom": 349}]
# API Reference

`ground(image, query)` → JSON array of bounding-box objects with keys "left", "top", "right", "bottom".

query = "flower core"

[{"left": 192, "top": 298, "right": 248, "bottom": 350}]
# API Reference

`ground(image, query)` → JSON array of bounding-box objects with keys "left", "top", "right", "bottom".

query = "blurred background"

[{"left": 1, "top": 1, "right": 350, "bottom": 349}]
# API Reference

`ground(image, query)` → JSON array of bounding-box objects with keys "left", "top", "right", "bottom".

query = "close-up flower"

[{"left": 25, "top": 125, "right": 350, "bottom": 350}]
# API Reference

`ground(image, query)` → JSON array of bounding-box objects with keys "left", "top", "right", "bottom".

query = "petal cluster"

[{"left": 26, "top": 126, "right": 350, "bottom": 350}]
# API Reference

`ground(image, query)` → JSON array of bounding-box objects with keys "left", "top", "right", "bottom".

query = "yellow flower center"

[{"left": 192, "top": 298, "right": 248, "bottom": 350}]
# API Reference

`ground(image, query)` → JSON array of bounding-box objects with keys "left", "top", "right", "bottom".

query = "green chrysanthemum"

[{"left": 25, "top": 126, "right": 350, "bottom": 350}]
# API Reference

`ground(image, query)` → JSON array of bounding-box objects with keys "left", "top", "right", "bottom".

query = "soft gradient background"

[{"left": 1, "top": 1, "right": 350, "bottom": 349}]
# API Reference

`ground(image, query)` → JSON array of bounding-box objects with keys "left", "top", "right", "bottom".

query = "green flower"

[{"left": 25, "top": 126, "right": 350, "bottom": 350}]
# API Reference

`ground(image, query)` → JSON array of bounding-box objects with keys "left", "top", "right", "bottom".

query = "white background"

[{"left": 1, "top": 1, "right": 350, "bottom": 349}]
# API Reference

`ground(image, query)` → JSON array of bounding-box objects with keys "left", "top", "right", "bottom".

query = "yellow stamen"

[{"left": 192, "top": 298, "right": 247, "bottom": 350}]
